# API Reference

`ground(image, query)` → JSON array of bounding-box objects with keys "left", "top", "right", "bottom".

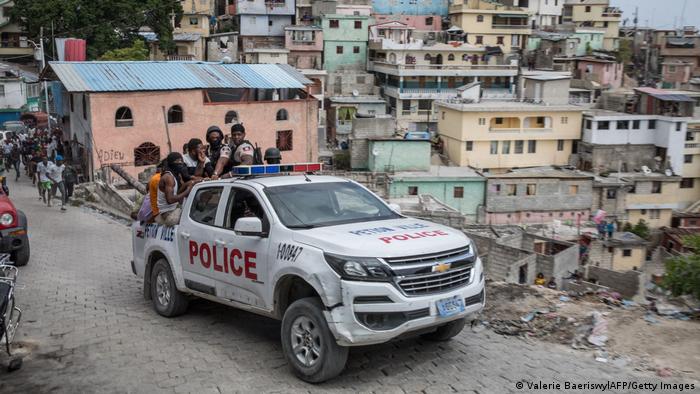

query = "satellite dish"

[
  {"left": 221, "top": 56, "right": 233, "bottom": 64},
  {"left": 665, "top": 169, "right": 673, "bottom": 176},
  {"left": 352, "top": 90, "right": 359, "bottom": 97},
  {"left": 641, "top": 166, "right": 652, "bottom": 175}
]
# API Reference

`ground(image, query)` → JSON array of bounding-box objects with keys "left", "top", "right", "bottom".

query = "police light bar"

[{"left": 231, "top": 163, "right": 322, "bottom": 176}]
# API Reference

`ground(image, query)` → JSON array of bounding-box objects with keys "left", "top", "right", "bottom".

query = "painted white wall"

[{"left": 0, "top": 79, "right": 26, "bottom": 109}]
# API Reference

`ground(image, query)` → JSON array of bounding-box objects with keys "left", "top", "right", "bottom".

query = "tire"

[
  {"left": 12, "top": 241, "right": 30, "bottom": 267},
  {"left": 150, "top": 259, "right": 189, "bottom": 317},
  {"left": 281, "top": 297, "right": 348, "bottom": 383},
  {"left": 420, "top": 318, "right": 466, "bottom": 342}
]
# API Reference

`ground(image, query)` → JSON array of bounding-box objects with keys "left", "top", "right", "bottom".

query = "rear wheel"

[
  {"left": 150, "top": 259, "right": 189, "bottom": 317},
  {"left": 281, "top": 297, "right": 348, "bottom": 383},
  {"left": 420, "top": 318, "right": 466, "bottom": 341},
  {"left": 12, "top": 241, "right": 29, "bottom": 267}
]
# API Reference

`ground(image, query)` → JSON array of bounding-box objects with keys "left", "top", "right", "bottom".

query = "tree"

[
  {"left": 631, "top": 219, "right": 650, "bottom": 240},
  {"left": 617, "top": 39, "right": 633, "bottom": 65},
  {"left": 11, "top": 0, "right": 183, "bottom": 60},
  {"left": 664, "top": 235, "right": 700, "bottom": 299},
  {"left": 99, "top": 39, "right": 149, "bottom": 61}
]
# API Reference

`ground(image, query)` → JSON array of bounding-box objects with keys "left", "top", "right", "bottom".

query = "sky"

[{"left": 611, "top": 0, "right": 700, "bottom": 29}]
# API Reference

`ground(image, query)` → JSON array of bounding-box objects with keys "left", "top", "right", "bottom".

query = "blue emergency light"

[{"left": 231, "top": 163, "right": 321, "bottom": 176}]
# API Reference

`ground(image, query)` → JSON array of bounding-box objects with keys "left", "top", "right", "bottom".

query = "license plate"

[{"left": 436, "top": 296, "right": 465, "bottom": 317}]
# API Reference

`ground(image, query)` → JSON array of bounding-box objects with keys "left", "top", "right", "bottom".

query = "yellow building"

[
  {"left": 0, "top": 1, "right": 34, "bottom": 59},
  {"left": 448, "top": 0, "right": 532, "bottom": 54},
  {"left": 620, "top": 174, "right": 698, "bottom": 229},
  {"left": 144, "top": 0, "right": 215, "bottom": 60},
  {"left": 562, "top": 0, "right": 621, "bottom": 51}
]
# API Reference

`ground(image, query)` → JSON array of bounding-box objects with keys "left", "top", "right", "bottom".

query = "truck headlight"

[
  {"left": 0, "top": 213, "right": 13, "bottom": 226},
  {"left": 324, "top": 253, "right": 393, "bottom": 282}
]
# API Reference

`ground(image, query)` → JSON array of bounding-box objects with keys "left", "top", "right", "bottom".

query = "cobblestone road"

[{"left": 0, "top": 175, "right": 695, "bottom": 393}]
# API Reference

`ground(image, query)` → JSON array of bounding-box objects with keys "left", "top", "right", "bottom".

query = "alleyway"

[{"left": 0, "top": 174, "right": 684, "bottom": 393}]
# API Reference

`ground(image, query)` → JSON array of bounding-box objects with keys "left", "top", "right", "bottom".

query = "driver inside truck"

[{"left": 229, "top": 190, "right": 264, "bottom": 228}]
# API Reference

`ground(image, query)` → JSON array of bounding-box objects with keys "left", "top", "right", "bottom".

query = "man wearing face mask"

[
  {"left": 206, "top": 125, "right": 226, "bottom": 166},
  {"left": 213, "top": 123, "right": 255, "bottom": 179}
]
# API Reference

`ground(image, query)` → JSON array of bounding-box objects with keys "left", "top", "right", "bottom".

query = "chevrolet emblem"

[{"left": 432, "top": 263, "right": 451, "bottom": 273}]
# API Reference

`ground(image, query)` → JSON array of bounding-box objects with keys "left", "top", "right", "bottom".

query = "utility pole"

[{"left": 40, "top": 26, "right": 52, "bottom": 129}]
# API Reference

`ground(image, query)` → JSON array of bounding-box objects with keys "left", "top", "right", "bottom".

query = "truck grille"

[
  {"left": 396, "top": 265, "right": 473, "bottom": 296},
  {"left": 384, "top": 245, "right": 470, "bottom": 266}
]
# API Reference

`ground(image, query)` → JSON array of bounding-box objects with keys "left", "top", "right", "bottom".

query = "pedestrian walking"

[
  {"left": 10, "top": 144, "right": 20, "bottom": 181},
  {"left": 50, "top": 155, "right": 67, "bottom": 211},
  {"left": 63, "top": 161, "right": 78, "bottom": 201},
  {"left": 36, "top": 156, "right": 55, "bottom": 206}
]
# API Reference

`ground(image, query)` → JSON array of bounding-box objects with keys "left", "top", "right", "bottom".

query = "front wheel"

[
  {"left": 12, "top": 241, "right": 29, "bottom": 267},
  {"left": 420, "top": 318, "right": 466, "bottom": 341},
  {"left": 281, "top": 297, "right": 348, "bottom": 383},
  {"left": 150, "top": 259, "right": 189, "bottom": 317}
]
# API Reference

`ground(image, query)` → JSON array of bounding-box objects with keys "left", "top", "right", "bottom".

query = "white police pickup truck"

[{"left": 131, "top": 163, "right": 485, "bottom": 382}]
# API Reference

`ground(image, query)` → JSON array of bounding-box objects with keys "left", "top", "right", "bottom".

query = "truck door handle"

[
  {"left": 180, "top": 232, "right": 190, "bottom": 239},
  {"left": 215, "top": 239, "right": 226, "bottom": 246}
]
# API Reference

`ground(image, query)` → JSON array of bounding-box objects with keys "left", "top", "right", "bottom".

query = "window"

[
  {"left": 511, "top": 35, "right": 520, "bottom": 47},
  {"left": 424, "top": 54, "right": 432, "bottom": 61},
  {"left": 526, "top": 184, "right": 536, "bottom": 196},
  {"left": 490, "top": 141, "right": 498, "bottom": 154},
  {"left": 476, "top": 36, "right": 483, "bottom": 44},
  {"left": 69, "top": 94, "right": 74, "bottom": 112},
  {"left": 502, "top": 140, "right": 510, "bottom": 154},
  {"left": 497, "top": 36, "right": 504, "bottom": 45},
  {"left": 606, "top": 189, "right": 617, "bottom": 199},
  {"left": 425, "top": 17, "right": 434, "bottom": 25},
  {"left": 687, "top": 132, "right": 695, "bottom": 141},
  {"left": 408, "top": 186, "right": 418, "bottom": 195},
  {"left": 622, "top": 249, "right": 632, "bottom": 257},
  {"left": 276, "top": 130, "right": 293, "bottom": 151},
  {"left": 478, "top": 118, "right": 486, "bottom": 125},
  {"left": 514, "top": 140, "right": 524, "bottom": 154},
  {"left": 189, "top": 188, "right": 224, "bottom": 226},
  {"left": 617, "top": 120, "right": 629, "bottom": 129},
  {"left": 454, "top": 186, "right": 464, "bottom": 198},
  {"left": 685, "top": 154, "right": 693, "bottom": 163},
  {"left": 681, "top": 178, "right": 695, "bottom": 188},
  {"left": 585, "top": 6, "right": 591, "bottom": 12},
  {"left": 477, "top": 15, "right": 484, "bottom": 22},
  {"left": 466, "top": 141, "right": 473, "bottom": 151},
  {"left": 506, "top": 184, "right": 517, "bottom": 196},
  {"left": 650, "top": 209, "right": 661, "bottom": 219},
  {"left": 336, "top": 46, "right": 343, "bottom": 54},
  {"left": 224, "top": 188, "right": 267, "bottom": 231},
  {"left": 268, "top": 20, "right": 273, "bottom": 26},
  {"left": 495, "top": 117, "right": 503, "bottom": 125},
  {"left": 225, "top": 111, "right": 239, "bottom": 124},
  {"left": 189, "top": 17, "right": 199, "bottom": 25},
  {"left": 115, "top": 106, "right": 133, "bottom": 127},
  {"left": 528, "top": 140, "right": 537, "bottom": 153},
  {"left": 448, "top": 54, "right": 455, "bottom": 61},
  {"left": 354, "top": 20, "right": 362, "bottom": 29},
  {"left": 82, "top": 95, "right": 87, "bottom": 120},
  {"left": 652, "top": 181, "right": 662, "bottom": 194},
  {"left": 561, "top": 117, "right": 568, "bottom": 124},
  {"left": 648, "top": 120, "right": 656, "bottom": 129},
  {"left": 133, "top": 142, "right": 160, "bottom": 166},
  {"left": 585, "top": 119, "right": 592, "bottom": 129},
  {"left": 276, "top": 108, "right": 288, "bottom": 121},
  {"left": 356, "top": 76, "right": 365, "bottom": 84},
  {"left": 669, "top": 65, "right": 677, "bottom": 73},
  {"left": 353, "top": 46, "right": 360, "bottom": 54},
  {"left": 597, "top": 121, "right": 610, "bottom": 130},
  {"left": 677, "top": 123, "right": 683, "bottom": 131},
  {"left": 441, "top": 111, "right": 445, "bottom": 120},
  {"left": 632, "top": 120, "right": 640, "bottom": 129},
  {"left": 569, "top": 185, "right": 578, "bottom": 195},
  {"left": 330, "top": 19, "right": 339, "bottom": 28},
  {"left": 557, "top": 139, "right": 564, "bottom": 151},
  {"left": 167, "top": 105, "right": 183, "bottom": 123}
]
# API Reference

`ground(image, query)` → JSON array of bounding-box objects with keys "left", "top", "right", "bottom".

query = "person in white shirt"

[
  {"left": 36, "top": 156, "right": 57, "bottom": 206},
  {"left": 50, "top": 155, "right": 67, "bottom": 211}
]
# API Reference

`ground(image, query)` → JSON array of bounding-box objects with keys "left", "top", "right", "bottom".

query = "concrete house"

[
  {"left": 43, "top": 62, "right": 319, "bottom": 180},
  {"left": 285, "top": 25, "right": 323, "bottom": 70},
  {"left": 0, "top": 1, "right": 33, "bottom": 61},
  {"left": 575, "top": 57, "right": 623, "bottom": 89},
  {"left": 371, "top": 0, "right": 448, "bottom": 16},
  {"left": 656, "top": 27, "right": 700, "bottom": 78},
  {"left": 561, "top": 0, "right": 621, "bottom": 52},
  {"left": 233, "top": 0, "right": 295, "bottom": 55},
  {"left": 321, "top": 13, "right": 370, "bottom": 73}
]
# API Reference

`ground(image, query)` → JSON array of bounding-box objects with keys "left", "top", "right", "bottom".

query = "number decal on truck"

[{"left": 277, "top": 243, "right": 303, "bottom": 263}]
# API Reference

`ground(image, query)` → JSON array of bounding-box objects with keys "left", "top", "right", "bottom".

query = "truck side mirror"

[
  {"left": 234, "top": 217, "right": 267, "bottom": 237},
  {"left": 388, "top": 203, "right": 402, "bottom": 214}
]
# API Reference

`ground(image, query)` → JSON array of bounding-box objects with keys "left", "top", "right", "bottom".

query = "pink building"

[
  {"left": 284, "top": 25, "right": 323, "bottom": 70},
  {"left": 576, "top": 58, "right": 623, "bottom": 89},
  {"left": 44, "top": 62, "right": 318, "bottom": 180},
  {"left": 661, "top": 61, "right": 693, "bottom": 88},
  {"left": 372, "top": 14, "right": 442, "bottom": 31}
]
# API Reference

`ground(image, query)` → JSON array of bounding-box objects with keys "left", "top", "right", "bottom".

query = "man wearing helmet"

[{"left": 212, "top": 123, "right": 255, "bottom": 179}]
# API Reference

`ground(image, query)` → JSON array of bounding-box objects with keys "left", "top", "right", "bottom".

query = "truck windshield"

[{"left": 264, "top": 182, "right": 401, "bottom": 228}]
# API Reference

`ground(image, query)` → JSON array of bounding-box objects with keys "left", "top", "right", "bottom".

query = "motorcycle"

[{"left": 0, "top": 253, "right": 22, "bottom": 371}]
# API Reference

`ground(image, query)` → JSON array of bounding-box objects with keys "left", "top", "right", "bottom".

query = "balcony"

[
  {"left": 167, "top": 54, "right": 195, "bottom": 61},
  {"left": 368, "top": 60, "right": 518, "bottom": 77},
  {"left": 491, "top": 24, "right": 531, "bottom": 29},
  {"left": 399, "top": 109, "right": 439, "bottom": 122},
  {"left": 383, "top": 85, "right": 458, "bottom": 99},
  {"left": 602, "top": 7, "right": 622, "bottom": 17}
]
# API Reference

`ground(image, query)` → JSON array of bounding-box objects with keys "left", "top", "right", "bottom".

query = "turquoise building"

[{"left": 321, "top": 14, "right": 370, "bottom": 72}]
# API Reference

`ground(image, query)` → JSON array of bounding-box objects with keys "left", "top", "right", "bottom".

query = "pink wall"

[
  {"left": 662, "top": 63, "right": 692, "bottom": 84},
  {"left": 372, "top": 14, "right": 441, "bottom": 31},
  {"left": 578, "top": 61, "right": 623, "bottom": 89},
  {"left": 285, "top": 30, "right": 323, "bottom": 51},
  {"left": 487, "top": 210, "right": 591, "bottom": 225},
  {"left": 88, "top": 90, "right": 318, "bottom": 175}
]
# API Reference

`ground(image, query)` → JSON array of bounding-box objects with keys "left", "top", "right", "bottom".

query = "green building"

[
  {"left": 321, "top": 14, "right": 369, "bottom": 72},
  {"left": 388, "top": 165, "right": 486, "bottom": 219}
]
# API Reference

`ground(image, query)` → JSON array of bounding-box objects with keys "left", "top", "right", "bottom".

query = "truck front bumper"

[
  {"left": 0, "top": 226, "right": 28, "bottom": 254},
  {"left": 325, "top": 257, "right": 485, "bottom": 346}
]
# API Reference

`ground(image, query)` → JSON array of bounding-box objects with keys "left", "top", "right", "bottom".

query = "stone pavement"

[{"left": 0, "top": 174, "right": 695, "bottom": 393}]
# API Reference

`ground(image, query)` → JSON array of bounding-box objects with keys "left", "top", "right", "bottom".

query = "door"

[
  {"left": 179, "top": 186, "right": 227, "bottom": 296},
  {"left": 518, "top": 265, "right": 527, "bottom": 284},
  {"left": 216, "top": 185, "right": 271, "bottom": 309}
]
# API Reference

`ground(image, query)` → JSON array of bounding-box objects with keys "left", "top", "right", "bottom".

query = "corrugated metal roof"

[
  {"left": 46, "top": 61, "right": 312, "bottom": 92},
  {"left": 635, "top": 87, "right": 696, "bottom": 102}
]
